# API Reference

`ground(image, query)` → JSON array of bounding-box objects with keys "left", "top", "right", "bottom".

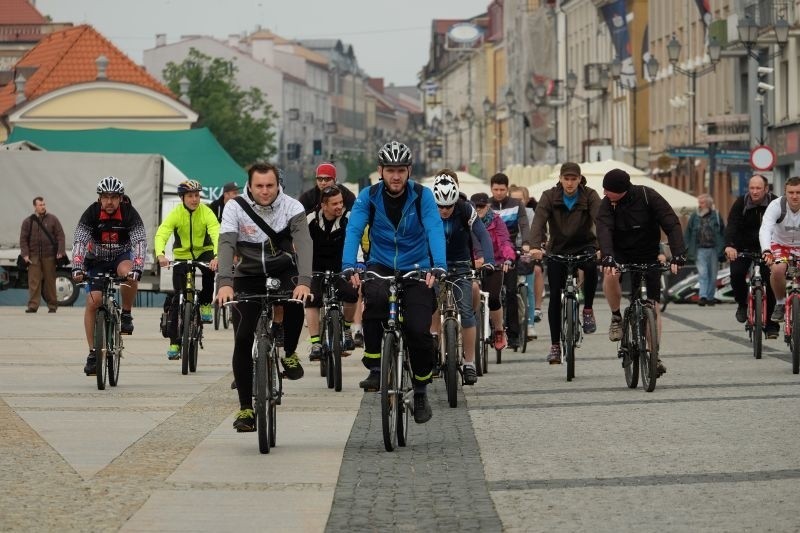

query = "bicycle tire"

[
  {"left": 213, "top": 302, "right": 221, "bottom": 330},
  {"left": 640, "top": 306, "right": 659, "bottom": 392},
  {"left": 189, "top": 311, "right": 200, "bottom": 373},
  {"left": 623, "top": 313, "right": 639, "bottom": 389},
  {"left": 752, "top": 287, "right": 763, "bottom": 360},
  {"left": 397, "top": 352, "right": 411, "bottom": 448},
  {"left": 518, "top": 289, "right": 528, "bottom": 353},
  {"left": 320, "top": 316, "right": 329, "bottom": 379},
  {"left": 181, "top": 302, "right": 192, "bottom": 375},
  {"left": 269, "top": 343, "right": 279, "bottom": 447},
  {"left": 108, "top": 313, "right": 121, "bottom": 387},
  {"left": 444, "top": 318, "right": 459, "bottom": 408},
  {"left": 255, "top": 330, "right": 270, "bottom": 454},
  {"left": 381, "top": 331, "right": 399, "bottom": 452},
  {"left": 792, "top": 298, "right": 800, "bottom": 374},
  {"left": 330, "top": 310, "right": 343, "bottom": 392},
  {"left": 94, "top": 309, "right": 108, "bottom": 390},
  {"left": 222, "top": 305, "right": 230, "bottom": 329},
  {"left": 660, "top": 272, "right": 669, "bottom": 312},
  {"left": 565, "top": 298, "right": 576, "bottom": 382},
  {"left": 474, "top": 303, "right": 484, "bottom": 376}
]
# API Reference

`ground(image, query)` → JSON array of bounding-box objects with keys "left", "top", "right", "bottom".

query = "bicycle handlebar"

[
  {"left": 614, "top": 262, "right": 670, "bottom": 273},
  {"left": 546, "top": 251, "right": 597, "bottom": 264},
  {"left": 360, "top": 269, "right": 429, "bottom": 283},
  {"left": 169, "top": 260, "right": 213, "bottom": 268}
]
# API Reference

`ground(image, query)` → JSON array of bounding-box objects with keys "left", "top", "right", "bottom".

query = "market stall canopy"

[{"left": 7, "top": 127, "right": 245, "bottom": 200}]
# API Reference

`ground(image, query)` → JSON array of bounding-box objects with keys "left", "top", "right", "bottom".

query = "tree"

[{"left": 163, "top": 49, "right": 278, "bottom": 166}]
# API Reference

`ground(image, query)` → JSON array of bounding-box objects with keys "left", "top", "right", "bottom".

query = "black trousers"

[
  {"left": 546, "top": 258, "right": 597, "bottom": 345},
  {"left": 502, "top": 264, "right": 520, "bottom": 338},
  {"left": 730, "top": 256, "right": 777, "bottom": 328}
]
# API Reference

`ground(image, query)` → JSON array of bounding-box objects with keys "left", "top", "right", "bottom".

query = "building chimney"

[
  {"left": 156, "top": 33, "right": 167, "bottom": 47},
  {"left": 14, "top": 73, "right": 26, "bottom": 105},
  {"left": 96, "top": 55, "right": 109, "bottom": 80},
  {"left": 179, "top": 76, "right": 190, "bottom": 105}
]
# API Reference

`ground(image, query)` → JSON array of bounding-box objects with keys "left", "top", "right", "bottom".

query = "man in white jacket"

[{"left": 759, "top": 176, "right": 800, "bottom": 323}]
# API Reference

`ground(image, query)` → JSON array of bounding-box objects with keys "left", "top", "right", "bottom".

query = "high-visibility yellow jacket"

[{"left": 154, "top": 203, "right": 219, "bottom": 259}]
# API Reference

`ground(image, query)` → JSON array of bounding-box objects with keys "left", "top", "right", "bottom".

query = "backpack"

[{"left": 776, "top": 196, "right": 788, "bottom": 224}]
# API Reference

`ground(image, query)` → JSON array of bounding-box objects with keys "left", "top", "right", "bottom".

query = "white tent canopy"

[{"left": 528, "top": 159, "right": 698, "bottom": 216}]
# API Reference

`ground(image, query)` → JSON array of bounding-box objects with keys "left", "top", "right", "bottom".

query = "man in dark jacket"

[
  {"left": 724, "top": 174, "right": 779, "bottom": 336},
  {"left": 596, "top": 169, "right": 686, "bottom": 376},
  {"left": 529, "top": 162, "right": 601, "bottom": 363},
  {"left": 298, "top": 162, "right": 356, "bottom": 214},
  {"left": 208, "top": 181, "right": 241, "bottom": 222},
  {"left": 20, "top": 196, "right": 66, "bottom": 313}
]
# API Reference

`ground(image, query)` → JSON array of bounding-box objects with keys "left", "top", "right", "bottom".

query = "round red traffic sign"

[{"left": 750, "top": 145, "right": 776, "bottom": 171}]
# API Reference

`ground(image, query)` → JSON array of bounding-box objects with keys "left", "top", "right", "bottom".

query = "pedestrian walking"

[
  {"left": 19, "top": 197, "right": 66, "bottom": 313},
  {"left": 685, "top": 193, "right": 726, "bottom": 306}
]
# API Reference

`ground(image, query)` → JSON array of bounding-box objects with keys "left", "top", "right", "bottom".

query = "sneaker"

[
  {"left": 167, "top": 344, "right": 180, "bottom": 360},
  {"left": 609, "top": 315, "right": 623, "bottom": 342},
  {"left": 359, "top": 370, "right": 380, "bottom": 391},
  {"left": 547, "top": 344, "right": 562, "bottom": 364},
  {"left": 413, "top": 393, "right": 432, "bottom": 424},
  {"left": 121, "top": 312, "right": 134, "bottom": 335},
  {"left": 25, "top": 307, "right": 37, "bottom": 313},
  {"left": 200, "top": 304, "right": 213, "bottom": 323},
  {"left": 463, "top": 364, "right": 477, "bottom": 385},
  {"left": 281, "top": 353, "right": 304, "bottom": 380},
  {"left": 84, "top": 351, "right": 96, "bottom": 376},
  {"left": 493, "top": 330, "right": 507, "bottom": 351},
  {"left": 507, "top": 334, "right": 519, "bottom": 349},
  {"left": 735, "top": 305, "right": 747, "bottom": 324},
  {"left": 309, "top": 343, "right": 323, "bottom": 362},
  {"left": 656, "top": 358, "right": 667, "bottom": 377},
  {"left": 698, "top": 297, "right": 707, "bottom": 307},
  {"left": 273, "top": 322, "right": 284, "bottom": 347},
  {"left": 534, "top": 309, "right": 542, "bottom": 323},
  {"left": 582, "top": 309, "right": 597, "bottom": 334},
  {"left": 353, "top": 329, "right": 364, "bottom": 348},
  {"left": 232, "top": 408, "right": 255, "bottom": 432},
  {"left": 527, "top": 323, "right": 538, "bottom": 340},
  {"left": 231, "top": 379, "right": 237, "bottom": 389},
  {"left": 707, "top": 299, "right": 716, "bottom": 307},
  {"left": 771, "top": 303, "right": 786, "bottom": 323},
  {"left": 765, "top": 323, "right": 780, "bottom": 339},
  {"left": 344, "top": 329, "right": 355, "bottom": 351}
]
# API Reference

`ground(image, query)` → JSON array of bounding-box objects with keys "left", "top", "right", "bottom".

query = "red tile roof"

[
  {"left": 0, "top": 0, "right": 47, "bottom": 25},
  {"left": 0, "top": 24, "right": 176, "bottom": 116}
]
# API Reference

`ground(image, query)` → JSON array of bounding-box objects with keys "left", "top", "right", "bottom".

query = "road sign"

[
  {"left": 667, "top": 147, "right": 708, "bottom": 158},
  {"left": 750, "top": 145, "right": 776, "bottom": 170}
]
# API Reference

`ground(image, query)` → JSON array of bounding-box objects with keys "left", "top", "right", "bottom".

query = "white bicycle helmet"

[
  {"left": 377, "top": 140, "right": 413, "bottom": 167},
  {"left": 432, "top": 174, "right": 459, "bottom": 206},
  {"left": 97, "top": 176, "right": 125, "bottom": 195}
]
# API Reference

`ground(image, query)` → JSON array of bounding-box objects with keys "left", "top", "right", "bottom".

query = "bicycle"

[
  {"left": 738, "top": 251, "right": 768, "bottom": 360},
  {"left": 516, "top": 273, "right": 529, "bottom": 354},
  {"left": 615, "top": 262, "right": 669, "bottom": 392},
  {"left": 226, "top": 280, "right": 299, "bottom": 454},
  {"left": 84, "top": 272, "right": 126, "bottom": 390},
  {"left": 312, "top": 270, "right": 348, "bottom": 392},
  {"left": 778, "top": 255, "right": 800, "bottom": 374},
  {"left": 546, "top": 251, "right": 596, "bottom": 382},
  {"left": 470, "top": 268, "right": 491, "bottom": 377},
  {"left": 435, "top": 270, "right": 468, "bottom": 408},
  {"left": 171, "top": 260, "right": 212, "bottom": 375},
  {"left": 361, "top": 269, "right": 425, "bottom": 452}
]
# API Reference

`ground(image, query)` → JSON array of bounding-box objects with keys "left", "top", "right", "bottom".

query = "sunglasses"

[
  {"left": 321, "top": 185, "right": 341, "bottom": 199},
  {"left": 316, "top": 176, "right": 335, "bottom": 182},
  {"left": 437, "top": 204, "right": 454, "bottom": 211}
]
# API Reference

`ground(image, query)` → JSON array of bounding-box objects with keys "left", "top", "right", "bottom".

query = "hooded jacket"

[
  {"left": 480, "top": 209, "right": 516, "bottom": 264},
  {"left": 528, "top": 178, "right": 600, "bottom": 254}
]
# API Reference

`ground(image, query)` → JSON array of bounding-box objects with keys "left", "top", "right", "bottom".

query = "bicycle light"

[{"left": 265, "top": 278, "right": 281, "bottom": 290}]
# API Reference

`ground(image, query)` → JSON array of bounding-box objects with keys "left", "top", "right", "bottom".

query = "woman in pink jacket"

[{"left": 471, "top": 193, "right": 516, "bottom": 350}]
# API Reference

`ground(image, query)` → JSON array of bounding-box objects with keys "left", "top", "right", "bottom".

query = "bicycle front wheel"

[
  {"left": 254, "top": 333, "right": 271, "bottom": 454},
  {"left": 222, "top": 305, "right": 230, "bottom": 329},
  {"left": 397, "top": 350, "right": 411, "bottom": 447},
  {"left": 189, "top": 311, "right": 200, "bottom": 373},
  {"left": 94, "top": 309, "right": 108, "bottom": 390},
  {"left": 444, "top": 318, "right": 459, "bottom": 408},
  {"left": 518, "top": 288, "right": 528, "bottom": 353},
  {"left": 792, "top": 298, "right": 800, "bottom": 374},
  {"left": 623, "top": 313, "right": 639, "bottom": 389},
  {"left": 380, "top": 331, "right": 399, "bottom": 452},
  {"left": 213, "top": 302, "right": 221, "bottom": 330},
  {"left": 752, "top": 287, "right": 763, "bottom": 360},
  {"left": 329, "top": 311, "right": 343, "bottom": 392},
  {"left": 181, "top": 302, "right": 192, "bottom": 375},
  {"left": 640, "top": 306, "right": 659, "bottom": 392},
  {"left": 269, "top": 346, "right": 279, "bottom": 447},
  {"left": 564, "top": 298, "right": 576, "bottom": 382},
  {"left": 108, "top": 313, "right": 121, "bottom": 387},
  {"left": 474, "top": 302, "right": 484, "bottom": 376}
]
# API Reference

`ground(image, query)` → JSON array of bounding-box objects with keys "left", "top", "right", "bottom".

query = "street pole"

[
  {"left": 586, "top": 98, "right": 591, "bottom": 162},
  {"left": 632, "top": 84, "right": 637, "bottom": 168},
  {"left": 499, "top": 121, "right": 503, "bottom": 170}
]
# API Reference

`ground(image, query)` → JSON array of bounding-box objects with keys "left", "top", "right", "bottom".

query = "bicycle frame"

[
  {"left": 172, "top": 260, "right": 210, "bottom": 375},
  {"left": 86, "top": 272, "right": 124, "bottom": 390}
]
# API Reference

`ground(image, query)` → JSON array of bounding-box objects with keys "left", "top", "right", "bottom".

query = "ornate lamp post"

[{"left": 483, "top": 97, "right": 496, "bottom": 174}]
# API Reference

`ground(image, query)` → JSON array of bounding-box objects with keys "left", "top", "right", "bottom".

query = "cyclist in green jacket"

[{"left": 154, "top": 180, "right": 220, "bottom": 359}]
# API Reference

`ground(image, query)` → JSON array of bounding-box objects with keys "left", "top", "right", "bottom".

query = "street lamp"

[
  {"left": 444, "top": 109, "right": 454, "bottom": 167},
  {"left": 483, "top": 97, "right": 496, "bottom": 173},
  {"left": 453, "top": 116, "right": 462, "bottom": 168},
  {"left": 463, "top": 104, "right": 475, "bottom": 167},
  {"left": 609, "top": 55, "right": 659, "bottom": 169},
  {"left": 566, "top": 65, "right": 609, "bottom": 161}
]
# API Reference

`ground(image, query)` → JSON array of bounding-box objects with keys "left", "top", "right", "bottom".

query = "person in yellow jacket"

[{"left": 154, "top": 180, "right": 220, "bottom": 359}]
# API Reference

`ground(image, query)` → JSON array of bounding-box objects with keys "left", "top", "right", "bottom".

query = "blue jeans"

[{"left": 695, "top": 247, "right": 719, "bottom": 301}]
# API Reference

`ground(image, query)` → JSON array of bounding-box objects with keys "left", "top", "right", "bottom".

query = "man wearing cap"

[
  {"left": 529, "top": 162, "right": 601, "bottom": 364},
  {"left": 596, "top": 168, "right": 686, "bottom": 376},
  {"left": 208, "top": 182, "right": 241, "bottom": 223},
  {"left": 299, "top": 162, "right": 357, "bottom": 215}
]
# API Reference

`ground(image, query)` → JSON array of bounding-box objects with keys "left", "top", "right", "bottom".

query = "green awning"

[{"left": 7, "top": 126, "right": 245, "bottom": 199}]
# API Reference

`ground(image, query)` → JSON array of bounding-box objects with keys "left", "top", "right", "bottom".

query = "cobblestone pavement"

[{"left": 2, "top": 300, "right": 800, "bottom": 532}]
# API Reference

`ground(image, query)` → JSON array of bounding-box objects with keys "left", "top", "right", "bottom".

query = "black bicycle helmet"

[{"left": 377, "top": 140, "right": 413, "bottom": 167}]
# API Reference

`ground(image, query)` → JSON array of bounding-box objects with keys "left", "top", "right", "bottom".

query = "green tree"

[{"left": 163, "top": 48, "right": 278, "bottom": 166}]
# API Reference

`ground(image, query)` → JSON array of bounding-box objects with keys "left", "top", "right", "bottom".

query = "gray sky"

[{"left": 34, "top": 0, "right": 490, "bottom": 86}]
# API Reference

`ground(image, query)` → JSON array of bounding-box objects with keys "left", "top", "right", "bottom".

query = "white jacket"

[{"left": 759, "top": 197, "right": 800, "bottom": 250}]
